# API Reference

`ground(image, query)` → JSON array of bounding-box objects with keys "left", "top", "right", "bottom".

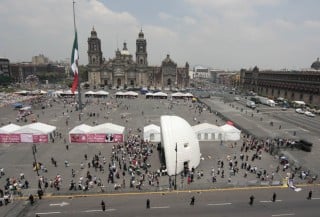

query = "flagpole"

[{"left": 73, "top": 0, "right": 82, "bottom": 112}]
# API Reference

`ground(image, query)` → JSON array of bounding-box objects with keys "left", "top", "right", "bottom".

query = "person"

[
  {"left": 190, "top": 196, "right": 195, "bottom": 205},
  {"left": 272, "top": 192, "right": 276, "bottom": 202},
  {"left": 146, "top": 199, "right": 150, "bottom": 209},
  {"left": 307, "top": 190, "right": 312, "bottom": 200},
  {"left": 37, "top": 189, "right": 43, "bottom": 200},
  {"left": 29, "top": 194, "right": 34, "bottom": 205},
  {"left": 249, "top": 195, "right": 254, "bottom": 205},
  {"left": 101, "top": 200, "right": 106, "bottom": 211}
]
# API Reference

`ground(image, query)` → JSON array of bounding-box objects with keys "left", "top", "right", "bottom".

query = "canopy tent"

[
  {"left": 161, "top": 115, "right": 200, "bottom": 176},
  {"left": 146, "top": 92, "right": 168, "bottom": 99},
  {"left": 192, "top": 123, "right": 222, "bottom": 141},
  {"left": 69, "top": 124, "right": 93, "bottom": 134},
  {"left": 84, "top": 91, "right": 95, "bottom": 96},
  {"left": 95, "top": 90, "right": 109, "bottom": 96},
  {"left": 24, "top": 122, "right": 57, "bottom": 134},
  {"left": 20, "top": 106, "right": 32, "bottom": 111},
  {"left": 143, "top": 124, "right": 161, "bottom": 142},
  {"left": 171, "top": 92, "right": 193, "bottom": 99},
  {"left": 91, "top": 123, "right": 125, "bottom": 134},
  {"left": 85, "top": 90, "right": 109, "bottom": 98},
  {"left": 14, "top": 90, "right": 30, "bottom": 95},
  {"left": 7, "top": 122, "right": 57, "bottom": 143},
  {"left": 0, "top": 123, "right": 21, "bottom": 133},
  {"left": 220, "top": 124, "right": 241, "bottom": 141},
  {"left": 69, "top": 123, "right": 125, "bottom": 143}
]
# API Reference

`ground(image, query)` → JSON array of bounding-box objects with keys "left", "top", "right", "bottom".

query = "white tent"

[
  {"left": 91, "top": 123, "right": 125, "bottom": 134},
  {"left": 0, "top": 123, "right": 21, "bottom": 133},
  {"left": 95, "top": 90, "right": 109, "bottom": 96},
  {"left": 124, "top": 91, "right": 138, "bottom": 96},
  {"left": 161, "top": 115, "right": 200, "bottom": 176},
  {"left": 21, "top": 122, "right": 57, "bottom": 134},
  {"left": 192, "top": 123, "right": 222, "bottom": 141},
  {"left": 84, "top": 90, "right": 95, "bottom": 96},
  {"left": 69, "top": 124, "right": 93, "bottom": 134},
  {"left": 220, "top": 124, "right": 241, "bottom": 141},
  {"left": 171, "top": 92, "right": 184, "bottom": 97},
  {"left": 143, "top": 124, "right": 161, "bottom": 142}
]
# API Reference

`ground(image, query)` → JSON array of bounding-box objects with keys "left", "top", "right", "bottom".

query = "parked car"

[
  {"left": 295, "top": 108, "right": 305, "bottom": 114},
  {"left": 305, "top": 111, "right": 315, "bottom": 117}
]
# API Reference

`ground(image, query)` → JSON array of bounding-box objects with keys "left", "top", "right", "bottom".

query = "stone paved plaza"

[{"left": 0, "top": 93, "right": 310, "bottom": 198}]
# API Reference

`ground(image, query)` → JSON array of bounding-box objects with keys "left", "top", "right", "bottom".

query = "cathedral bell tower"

[
  {"left": 136, "top": 29, "right": 148, "bottom": 67},
  {"left": 87, "top": 27, "right": 103, "bottom": 66}
]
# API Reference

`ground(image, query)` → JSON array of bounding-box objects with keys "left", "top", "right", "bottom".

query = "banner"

[
  {"left": 87, "top": 134, "right": 106, "bottom": 143},
  {"left": 69, "top": 133, "right": 124, "bottom": 143},
  {"left": 70, "top": 134, "right": 87, "bottom": 143},
  {"left": 33, "top": 135, "right": 49, "bottom": 143},
  {"left": 0, "top": 134, "right": 21, "bottom": 143}
]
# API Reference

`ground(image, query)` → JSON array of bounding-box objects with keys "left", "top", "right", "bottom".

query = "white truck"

[
  {"left": 246, "top": 100, "right": 256, "bottom": 109},
  {"left": 258, "top": 97, "right": 275, "bottom": 107}
]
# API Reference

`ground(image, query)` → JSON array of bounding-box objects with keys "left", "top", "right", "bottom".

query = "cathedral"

[{"left": 87, "top": 27, "right": 190, "bottom": 90}]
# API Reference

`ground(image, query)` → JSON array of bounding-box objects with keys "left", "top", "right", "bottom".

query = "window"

[
  {"left": 130, "top": 80, "right": 134, "bottom": 86},
  {"left": 204, "top": 133, "right": 208, "bottom": 140},
  {"left": 211, "top": 133, "right": 215, "bottom": 140},
  {"left": 197, "top": 133, "right": 201, "bottom": 140},
  {"left": 150, "top": 133, "right": 155, "bottom": 141},
  {"left": 167, "top": 78, "right": 172, "bottom": 86}
]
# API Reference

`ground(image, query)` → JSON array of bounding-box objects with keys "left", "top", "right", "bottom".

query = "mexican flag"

[{"left": 71, "top": 31, "right": 79, "bottom": 94}]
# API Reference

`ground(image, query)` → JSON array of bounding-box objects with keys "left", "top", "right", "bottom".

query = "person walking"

[
  {"left": 249, "top": 195, "right": 254, "bottom": 205},
  {"left": 101, "top": 200, "right": 106, "bottom": 211},
  {"left": 307, "top": 190, "right": 312, "bottom": 200},
  {"left": 146, "top": 199, "right": 150, "bottom": 209},
  {"left": 272, "top": 192, "right": 277, "bottom": 202},
  {"left": 190, "top": 196, "right": 195, "bottom": 205}
]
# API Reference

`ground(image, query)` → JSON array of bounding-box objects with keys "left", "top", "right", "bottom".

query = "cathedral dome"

[
  {"left": 311, "top": 57, "right": 320, "bottom": 70},
  {"left": 120, "top": 42, "right": 130, "bottom": 55}
]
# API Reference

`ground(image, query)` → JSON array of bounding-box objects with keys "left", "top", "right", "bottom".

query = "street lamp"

[
  {"left": 32, "top": 144, "right": 39, "bottom": 177},
  {"left": 174, "top": 143, "right": 177, "bottom": 190}
]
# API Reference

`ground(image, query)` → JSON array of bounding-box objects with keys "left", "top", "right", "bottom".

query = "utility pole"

[
  {"left": 174, "top": 142, "right": 177, "bottom": 190},
  {"left": 32, "top": 144, "right": 39, "bottom": 177}
]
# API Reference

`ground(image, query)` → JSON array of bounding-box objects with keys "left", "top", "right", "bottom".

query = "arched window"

[{"left": 140, "top": 58, "right": 143, "bottom": 64}]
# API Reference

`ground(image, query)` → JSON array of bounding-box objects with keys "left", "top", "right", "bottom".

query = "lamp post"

[
  {"left": 32, "top": 144, "right": 39, "bottom": 177},
  {"left": 174, "top": 142, "right": 177, "bottom": 190}
]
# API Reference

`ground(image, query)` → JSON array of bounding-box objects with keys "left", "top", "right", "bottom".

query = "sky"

[{"left": 1, "top": 0, "right": 320, "bottom": 70}]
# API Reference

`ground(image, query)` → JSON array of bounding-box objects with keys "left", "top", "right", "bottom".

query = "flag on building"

[{"left": 71, "top": 31, "right": 79, "bottom": 94}]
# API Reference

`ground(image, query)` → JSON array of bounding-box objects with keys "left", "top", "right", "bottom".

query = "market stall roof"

[
  {"left": 220, "top": 124, "right": 241, "bottom": 133},
  {"left": 171, "top": 92, "right": 184, "bottom": 97},
  {"left": 144, "top": 124, "right": 161, "bottom": 133},
  {"left": 84, "top": 91, "right": 95, "bottom": 95},
  {"left": 124, "top": 91, "right": 138, "bottom": 96},
  {"left": 153, "top": 92, "right": 168, "bottom": 97},
  {"left": 95, "top": 90, "right": 109, "bottom": 95},
  {"left": 0, "top": 123, "right": 21, "bottom": 133},
  {"left": 115, "top": 91, "right": 124, "bottom": 96},
  {"left": 192, "top": 123, "right": 221, "bottom": 132},
  {"left": 184, "top": 93, "right": 193, "bottom": 97},
  {"left": 69, "top": 124, "right": 93, "bottom": 134},
  {"left": 91, "top": 123, "right": 125, "bottom": 134},
  {"left": 17, "top": 122, "right": 57, "bottom": 134}
]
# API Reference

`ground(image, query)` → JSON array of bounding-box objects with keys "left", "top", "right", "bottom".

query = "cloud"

[{"left": 303, "top": 20, "right": 320, "bottom": 28}]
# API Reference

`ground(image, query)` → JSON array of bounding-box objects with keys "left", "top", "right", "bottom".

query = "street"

[{"left": 19, "top": 185, "right": 320, "bottom": 217}]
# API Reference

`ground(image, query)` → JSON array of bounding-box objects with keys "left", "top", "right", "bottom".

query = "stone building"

[
  {"left": 240, "top": 63, "right": 320, "bottom": 107},
  {"left": 87, "top": 28, "right": 190, "bottom": 90}
]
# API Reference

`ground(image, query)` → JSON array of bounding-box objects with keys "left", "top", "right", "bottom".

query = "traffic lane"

[{"left": 31, "top": 186, "right": 320, "bottom": 216}]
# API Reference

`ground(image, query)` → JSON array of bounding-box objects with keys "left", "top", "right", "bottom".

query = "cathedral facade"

[{"left": 87, "top": 28, "right": 190, "bottom": 90}]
